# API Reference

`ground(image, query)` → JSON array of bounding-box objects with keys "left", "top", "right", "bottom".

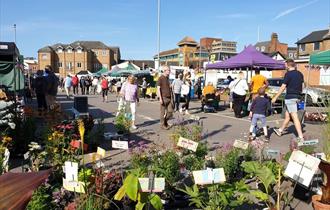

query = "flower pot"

[{"left": 312, "top": 195, "right": 330, "bottom": 210}]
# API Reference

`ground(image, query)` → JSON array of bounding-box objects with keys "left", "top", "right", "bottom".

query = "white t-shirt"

[{"left": 232, "top": 79, "right": 248, "bottom": 96}]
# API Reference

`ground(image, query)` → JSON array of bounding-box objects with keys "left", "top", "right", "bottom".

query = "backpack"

[{"left": 72, "top": 77, "right": 78, "bottom": 86}]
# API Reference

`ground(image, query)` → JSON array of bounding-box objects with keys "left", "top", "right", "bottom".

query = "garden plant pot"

[{"left": 312, "top": 195, "right": 330, "bottom": 210}]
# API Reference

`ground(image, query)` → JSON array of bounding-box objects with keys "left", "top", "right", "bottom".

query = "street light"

[
  {"left": 157, "top": 0, "right": 161, "bottom": 72},
  {"left": 13, "top": 24, "right": 16, "bottom": 43}
]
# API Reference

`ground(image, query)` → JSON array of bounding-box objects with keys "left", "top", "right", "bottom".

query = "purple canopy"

[{"left": 206, "top": 45, "right": 285, "bottom": 70}]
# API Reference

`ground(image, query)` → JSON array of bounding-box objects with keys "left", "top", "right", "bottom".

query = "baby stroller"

[{"left": 202, "top": 93, "right": 217, "bottom": 112}]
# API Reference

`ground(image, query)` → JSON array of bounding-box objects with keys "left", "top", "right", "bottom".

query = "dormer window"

[
  {"left": 66, "top": 46, "right": 73, "bottom": 53},
  {"left": 57, "top": 48, "right": 63, "bottom": 53},
  {"left": 261, "top": 46, "right": 265, "bottom": 52}
]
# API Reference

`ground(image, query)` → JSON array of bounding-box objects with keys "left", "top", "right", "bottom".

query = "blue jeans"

[{"left": 174, "top": 93, "right": 181, "bottom": 111}]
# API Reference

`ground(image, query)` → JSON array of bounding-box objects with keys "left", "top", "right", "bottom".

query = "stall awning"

[{"left": 310, "top": 50, "right": 330, "bottom": 65}]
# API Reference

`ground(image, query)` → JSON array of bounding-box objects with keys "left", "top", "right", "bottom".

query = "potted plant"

[
  {"left": 312, "top": 108, "right": 330, "bottom": 210},
  {"left": 114, "top": 109, "right": 131, "bottom": 135}
]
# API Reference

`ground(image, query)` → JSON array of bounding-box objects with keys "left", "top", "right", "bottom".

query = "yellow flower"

[
  {"left": 2, "top": 136, "right": 12, "bottom": 144},
  {"left": 77, "top": 119, "right": 85, "bottom": 145}
]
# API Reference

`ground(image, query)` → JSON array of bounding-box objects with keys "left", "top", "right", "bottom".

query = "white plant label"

[
  {"left": 112, "top": 140, "right": 129, "bottom": 150},
  {"left": 233, "top": 140, "right": 249, "bottom": 150},
  {"left": 177, "top": 137, "right": 198, "bottom": 152},
  {"left": 192, "top": 168, "right": 226, "bottom": 185},
  {"left": 97, "top": 147, "right": 106, "bottom": 158},
  {"left": 64, "top": 161, "right": 78, "bottom": 181},
  {"left": 284, "top": 150, "right": 321, "bottom": 187},
  {"left": 297, "top": 139, "right": 319, "bottom": 147},
  {"left": 138, "top": 178, "right": 165, "bottom": 192}
]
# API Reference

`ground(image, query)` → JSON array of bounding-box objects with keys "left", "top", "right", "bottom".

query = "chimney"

[{"left": 270, "top": 33, "right": 278, "bottom": 52}]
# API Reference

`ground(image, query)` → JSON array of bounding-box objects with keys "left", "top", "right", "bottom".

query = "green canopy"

[
  {"left": 310, "top": 50, "right": 330, "bottom": 65},
  {"left": 94, "top": 67, "right": 109, "bottom": 76},
  {"left": 0, "top": 62, "right": 25, "bottom": 92}
]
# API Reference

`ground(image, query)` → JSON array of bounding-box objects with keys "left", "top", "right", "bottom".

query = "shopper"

[
  {"left": 72, "top": 74, "right": 79, "bottom": 95},
  {"left": 231, "top": 71, "right": 249, "bottom": 118},
  {"left": 85, "top": 76, "right": 92, "bottom": 95},
  {"left": 195, "top": 78, "right": 202, "bottom": 99},
  {"left": 44, "top": 65, "right": 59, "bottom": 110},
  {"left": 180, "top": 72, "right": 191, "bottom": 115},
  {"left": 249, "top": 87, "right": 270, "bottom": 141},
  {"left": 101, "top": 76, "right": 109, "bottom": 102},
  {"left": 80, "top": 76, "right": 86, "bottom": 95},
  {"left": 35, "top": 70, "right": 47, "bottom": 114},
  {"left": 172, "top": 74, "right": 183, "bottom": 112},
  {"left": 227, "top": 76, "right": 235, "bottom": 111},
  {"left": 64, "top": 75, "right": 72, "bottom": 98},
  {"left": 250, "top": 69, "right": 268, "bottom": 100},
  {"left": 116, "top": 79, "right": 122, "bottom": 98},
  {"left": 157, "top": 66, "right": 173, "bottom": 129},
  {"left": 141, "top": 77, "right": 148, "bottom": 99},
  {"left": 121, "top": 75, "right": 139, "bottom": 129},
  {"left": 92, "top": 76, "right": 99, "bottom": 95},
  {"left": 272, "top": 59, "right": 305, "bottom": 142}
]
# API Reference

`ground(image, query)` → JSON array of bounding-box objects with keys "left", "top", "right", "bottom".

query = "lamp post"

[
  {"left": 157, "top": 0, "right": 161, "bottom": 72},
  {"left": 13, "top": 24, "right": 16, "bottom": 44}
]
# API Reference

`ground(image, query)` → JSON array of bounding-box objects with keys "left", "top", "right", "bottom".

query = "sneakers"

[
  {"left": 179, "top": 108, "right": 183, "bottom": 113},
  {"left": 185, "top": 110, "right": 190, "bottom": 115},
  {"left": 160, "top": 125, "right": 170, "bottom": 130},
  {"left": 273, "top": 128, "right": 282, "bottom": 137},
  {"left": 296, "top": 137, "right": 305, "bottom": 143}
]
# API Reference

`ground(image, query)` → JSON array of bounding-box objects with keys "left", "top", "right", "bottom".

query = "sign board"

[
  {"left": 298, "top": 139, "right": 319, "bottom": 147},
  {"left": 112, "top": 140, "right": 129, "bottom": 150},
  {"left": 233, "top": 140, "right": 249, "bottom": 150},
  {"left": 63, "top": 178, "right": 85, "bottom": 193},
  {"left": 64, "top": 161, "right": 78, "bottom": 181},
  {"left": 97, "top": 147, "right": 106, "bottom": 158},
  {"left": 189, "top": 115, "right": 200, "bottom": 121},
  {"left": 104, "top": 132, "right": 123, "bottom": 140},
  {"left": 265, "top": 149, "right": 280, "bottom": 159},
  {"left": 177, "top": 137, "right": 198, "bottom": 152},
  {"left": 192, "top": 168, "right": 226, "bottom": 185},
  {"left": 138, "top": 178, "right": 165, "bottom": 192},
  {"left": 0, "top": 45, "right": 8, "bottom": 50},
  {"left": 284, "top": 150, "right": 321, "bottom": 187}
]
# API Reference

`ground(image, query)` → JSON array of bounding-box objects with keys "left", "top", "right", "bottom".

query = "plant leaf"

[
  {"left": 148, "top": 194, "right": 163, "bottom": 210},
  {"left": 114, "top": 185, "right": 126, "bottom": 201},
  {"left": 124, "top": 174, "right": 138, "bottom": 201},
  {"left": 135, "top": 202, "right": 145, "bottom": 210},
  {"left": 251, "top": 190, "right": 269, "bottom": 201}
]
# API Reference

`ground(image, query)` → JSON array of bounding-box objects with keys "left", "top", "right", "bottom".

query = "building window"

[
  {"left": 102, "top": 50, "right": 107, "bottom": 56},
  {"left": 58, "top": 62, "right": 62, "bottom": 68},
  {"left": 300, "top": 44, "right": 305, "bottom": 51},
  {"left": 261, "top": 46, "right": 265, "bottom": 52},
  {"left": 57, "top": 49, "right": 63, "bottom": 53},
  {"left": 314, "top": 42, "right": 320, "bottom": 50},
  {"left": 77, "top": 62, "right": 82, "bottom": 68},
  {"left": 77, "top": 49, "right": 82, "bottom": 53},
  {"left": 289, "top": 53, "right": 293, "bottom": 58},
  {"left": 67, "top": 49, "right": 73, "bottom": 53},
  {"left": 94, "top": 51, "right": 99, "bottom": 56},
  {"left": 42, "top": 54, "right": 47, "bottom": 60},
  {"left": 66, "top": 62, "right": 73, "bottom": 69}
]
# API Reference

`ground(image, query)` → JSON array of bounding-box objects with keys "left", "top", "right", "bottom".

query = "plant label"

[
  {"left": 265, "top": 149, "right": 280, "bottom": 159},
  {"left": 104, "top": 132, "right": 123, "bottom": 140},
  {"left": 192, "top": 168, "right": 226, "bottom": 185},
  {"left": 284, "top": 150, "right": 321, "bottom": 187},
  {"left": 112, "top": 140, "right": 129, "bottom": 150},
  {"left": 314, "top": 153, "right": 326, "bottom": 160},
  {"left": 189, "top": 115, "right": 200, "bottom": 121},
  {"left": 23, "top": 152, "right": 29, "bottom": 160},
  {"left": 64, "top": 161, "right": 78, "bottom": 181},
  {"left": 297, "top": 139, "right": 319, "bottom": 147},
  {"left": 138, "top": 178, "right": 165, "bottom": 192},
  {"left": 63, "top": 178, "right": 85, "bottom": 193},
  {"left": 97, "top": 147, "right": 106, "bottom": 158},
  {"left": 233, "top": 140, "right": 249, "bottom": 150},
  {"left": 2, "top": 148, "right": 9, "bottom": 172},
  {"left": 177, "top": 137, "right": 198, "bottom": 152}
]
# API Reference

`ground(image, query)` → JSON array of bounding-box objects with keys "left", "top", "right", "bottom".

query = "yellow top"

[
  {"left": 203, "top": 85, "right": 216, "bottom": 96},
  {"left": 251, "top": 74, "right": 267, "bottom": 94}
]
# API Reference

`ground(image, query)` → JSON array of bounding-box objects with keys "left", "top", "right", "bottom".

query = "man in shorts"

[{"left": 272, "top": 59, "right": 304, "bottom": 141}]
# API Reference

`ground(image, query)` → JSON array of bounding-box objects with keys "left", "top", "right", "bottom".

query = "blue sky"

[{"left": 0, "top": 0, "right": 329, "bottom": 60}]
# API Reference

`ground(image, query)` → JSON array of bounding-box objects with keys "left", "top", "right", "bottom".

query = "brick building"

[
  {"left": 296, "top": 28, "right": 330, "bottom": 57},
  {"left": 155, "top": 36, "right": 236, "bottom": 68},
  {"left": 38, "top": 41, "right": 121, "bottom": 78}
]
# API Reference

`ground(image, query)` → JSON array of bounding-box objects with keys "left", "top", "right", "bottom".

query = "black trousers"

[
  {"left": 181, "top": 94, "right": 190, "bottom": 110},
  {"left": 36, "top": 93, "right": 47, "bottom": 110},
  {"left": 81, "top": 86, "right": 85, "bottom": 95},
  {"left": 73, "top": 85, "right": 79, "bottom": 94},
  {"left": 142, "top": 88, "right": 147, "bottom": 98},
  {"left": 174, "top": 93, "right": 181, "bottom": 111},
  {"left": 233, "top": 92, "right": 246, "bottom": 117}
]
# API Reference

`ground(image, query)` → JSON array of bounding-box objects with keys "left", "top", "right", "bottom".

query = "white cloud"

[
  {"left": 272, "top": 0, "right": 319, "bottom": 21},
  {"left": 216, "top": 13, "right": 252, "bottom": 19}
]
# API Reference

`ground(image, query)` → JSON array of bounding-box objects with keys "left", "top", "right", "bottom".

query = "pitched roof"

[
  {"left": 177, "top": 36, "right": 198, "bottom": 46},
  {"left": 71, "top": 41, "right": 110, "bottom": 50},
  {"left": 296, "top": 29, "right": 330, "bottom": 44},
  {"left": 37, "top": 46, "right": 53, "bottom": 53},
  {"left": 255, "top": 41, "right": 270, "bottom": 48},
  {"left": 158, "top": 48, "right": 179, "bottom": 56}
]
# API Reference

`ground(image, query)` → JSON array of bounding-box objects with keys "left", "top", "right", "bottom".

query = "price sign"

[
  {"left": 192, "top": 168, "right": 226, "bottom": 185},
  {"left": 233, "top": 140, "right": 249, "bottom": 150},
  {"left": 177, "top": 137, "right": 198, "bottom": 152}
]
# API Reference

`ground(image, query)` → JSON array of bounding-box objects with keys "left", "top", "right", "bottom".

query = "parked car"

[
  {"left": 267, "top": 78, "right": 330, "bottom": 105},
  {"left": 216, "top": 78, "right": 231, "bottom": 90}
]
